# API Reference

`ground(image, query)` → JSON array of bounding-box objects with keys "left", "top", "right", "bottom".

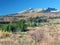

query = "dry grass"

[
  {"left": 0, "top": 24, "right": 60, "bottom": 45},
  {"left": 27, "top": 24, "right": 60, "bottom": 45},
  {"left": 0, "top": 38, "right": 19, "bottom": 45}
]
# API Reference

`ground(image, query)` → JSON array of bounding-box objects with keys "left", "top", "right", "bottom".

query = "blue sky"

[{"left": 0, "top": 0, "right": 60, "bottom": 15}]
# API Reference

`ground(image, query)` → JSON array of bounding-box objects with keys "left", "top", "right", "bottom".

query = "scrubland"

[{"left": 0, "top": 13, "right": 60, "bottom": 45}]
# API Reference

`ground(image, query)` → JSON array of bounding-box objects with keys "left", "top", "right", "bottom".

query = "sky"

[{"left": 0, "top": 0, "right": 60, "bottom": 15}]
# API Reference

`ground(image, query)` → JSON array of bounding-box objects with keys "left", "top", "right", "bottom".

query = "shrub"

[
  {"left": 28, "top": 16, "right": 48, "bottom": 23},
  {"left": 17, "top": 19, "right": 27, "bottom": 32},
  {"left": 6, "top": 24, "right": 17, "bottom": 32},
  {"left": 1, "top": 24, "right": 7, "bottom": 32}
]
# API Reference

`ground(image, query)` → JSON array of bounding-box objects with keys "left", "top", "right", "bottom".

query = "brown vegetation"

[{"left": 0, "top": 13, "right": 60, "bottom": 45}]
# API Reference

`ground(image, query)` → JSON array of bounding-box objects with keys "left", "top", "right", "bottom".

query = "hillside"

[
  {"left": 0, "top": 7, "right": 60, "bottom": 23},
  {"left": 0, "top": 8, "right": 60, "bottom": 45},
  {"left": 0, "top": 12, "right": 60, "bottom": 23}
]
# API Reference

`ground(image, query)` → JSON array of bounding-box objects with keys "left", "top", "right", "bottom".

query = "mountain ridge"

[{"left": 0, "top": 7, "right": 59, "bottom": 17}]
